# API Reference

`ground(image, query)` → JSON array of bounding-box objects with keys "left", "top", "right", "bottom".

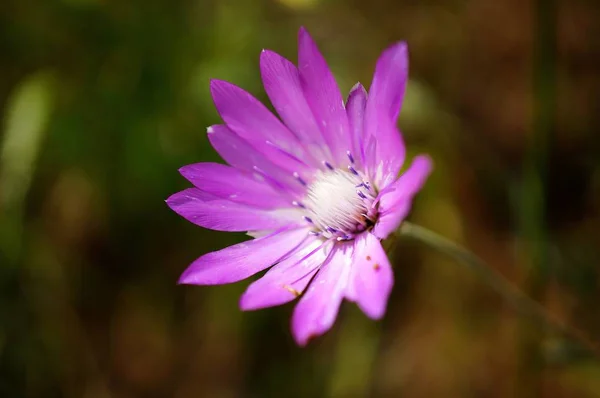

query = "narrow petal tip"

[
  {"left": 209, "top": 78, "right": 224, "bottom": 86},
  {"left": 292, "top": 329, "right": 315, "bottom": 347},
  {"left": 208, "top": 78, "right": 219, "bottom": 91},
  {"left": 297, "top": 26, "right": 317, "bottom": 51},
  {"left": 378, "top": 42, "right": 408, "bottom": 67},
  {"left": 357, "top": 303, "right": 386, "bottom": 321},
  {"left": 239, "top": 289, "right": 285, "bottom": 312},
  {"left": 177, "top": 273, "right": 193, "bottom": 285},
  {"left": 177, "top": 165, "right": 188, "bottom": 176},
  {"left": 258, "top": 49, "right": 276, "bottom": 68},
  {"left": 298, "top": 26, "right": 309, "bottom": 36},
  {"left": 238, "top": 293, "right": 254, "bottom": 311},
  {"left": 209, "top": 79, "right": 236, "bottom": 99},
  {"left": 177, "top": 264, "right": 205, "bottom": 285},
  {"left": 164, "top": 191, "right": 180, "bottom": 208},
  {"left": 209, "top": 78, "right": 223, "bottom": 92},
  {"left": 389, "top": 41, "right": 408, "bottom": 53},
  {"left": 412, "top": 154, "right": 434, "bottom": 176},
  {"left": 349, "top": 82, "right": 367, "bottom": 94}
]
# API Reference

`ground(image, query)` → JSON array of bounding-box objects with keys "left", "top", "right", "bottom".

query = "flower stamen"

[
  {"left": 293, "top": 172, "right": 307, "bottom": 186},
  {"left": 302, "top": 168, "right": 377, "bottom": 240},
  {"left": 346, "top": 151, "right": 355, "bottom": 164},
  {"left": 322, "top": 161, "right": 334, "bottom": 171},
  {"left": 292, "top": 200, "right": 306, "bottom": 208}
]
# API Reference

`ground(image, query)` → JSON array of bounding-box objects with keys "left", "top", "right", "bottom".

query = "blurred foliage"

[{"left": 1, "top": 0, "right": 600, "bottom": 397}]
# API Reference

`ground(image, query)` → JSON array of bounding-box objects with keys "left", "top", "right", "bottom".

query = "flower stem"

[{"left": 397, "top": 221, "right": 600, "bottom": 358}]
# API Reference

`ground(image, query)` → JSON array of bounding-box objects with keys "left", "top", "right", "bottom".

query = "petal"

[
  {"left": 260, "top": 50, "right": 329, "bottom": 160},
  {"left": 179, "top": 162, "right": 289, "bottom": 209},
  {"left": 167, "top": 188, "right": 301, "bottom": 232},
  {"left": 366, "top": 42, "right": 409, "bottom": 121},
  {"left": 207, "top": 124, "right": 304, "bottom": 197},
  {"left": 364, "top": 43, "right": 409, "bottom": 187},
  {"left": 291, "top": 242, "right": 353, "bottom": 346},
  {"left": 210, "top": 79, "right": 315, "bottom": 172},
  {"left": 179, "top": 227, "right": 310, "bottom": 285},
  {"left": 346, "top": 83, "right": 368, "bottom": 167},
  {"left": 366, "top": 119, "right": 406, "bottom": 189},
  {"left": 297, "top": 27, "right": 351, "bottom": 166},
  {"left": 239, "top": 238, "right": 333, "bottom": 311},
  {"left": 372, "top": 155, "right": 433, "bottom": 239},
  {"left": 347, "top": 232, "right": 393, "bottom": 319}
]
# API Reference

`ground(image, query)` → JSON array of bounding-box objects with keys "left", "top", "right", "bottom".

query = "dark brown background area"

[{"left": 1, "top": 0, "right": 600, "bottom": 397}]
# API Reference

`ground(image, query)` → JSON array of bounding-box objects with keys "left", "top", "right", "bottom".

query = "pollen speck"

[
  {"left": 366, "top": 255, "right": 372, "bottom": 261},
  {"left": 283, "top": 284, "right": 301, "bottom": 297},
  {"left": 373, "top": 263, "right": 380, "bottom": 271}
]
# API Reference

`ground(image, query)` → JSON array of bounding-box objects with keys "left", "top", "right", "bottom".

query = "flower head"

[{"left": 167, "top": 27, "right": 432, "bottom": 345}]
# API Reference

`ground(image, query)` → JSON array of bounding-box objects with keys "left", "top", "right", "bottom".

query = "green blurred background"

[{"left": 1, "top": 0, "right": 600, "bottom": 396}]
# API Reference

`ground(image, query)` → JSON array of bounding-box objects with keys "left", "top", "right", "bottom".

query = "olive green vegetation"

[{"left": 1, "top": 0, "right": 600, "bottom": 397}]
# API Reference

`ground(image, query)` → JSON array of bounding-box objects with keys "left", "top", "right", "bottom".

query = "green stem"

[{"left": 397, "top": 222, "right": 600, "bottom": 358}]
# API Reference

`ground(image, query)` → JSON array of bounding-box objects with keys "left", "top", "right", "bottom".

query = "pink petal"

[
  {"left": 178, "top": 227, "right": 310, "bottom": 285},
  {"left": 364, "top": 42, "right": 409, "bottom": 187},
  {"left": 347, "top": 232, "right": 393, "bottom": 319},
  {"left": 346, "top": 83, "right": 368, "bottom": 167},
  {"left": 366, "top": 119, "right": 406, "bottom": 189},
  {"left": 366, "top": 42, "right": 409, "bottom": 121},
  {"left": 239, "top": 238, "right": 333, "bottom": 311},
  {"left": 291, "top": 242, "right": 353, "bottom": 346},
  {"left": 260, "top": 50, "right": 329, "bottom": 160},
  {"left": 207, "top": 124, "right": 304, "bottom": 197},
  {"left": 166, "top": 188, "right": 301, "bottom": 232},
  {"left": 179, "top": 162, "right": 289, "bottom": 209},
  {"left": 210, "top": 79, "right": 315, "bottom": 173},
  {"left": 372, "top": 155, "right": 433, "bottom": 239},
  {"left": 297, "top": 27, "right": 351, "bottom": 167}
]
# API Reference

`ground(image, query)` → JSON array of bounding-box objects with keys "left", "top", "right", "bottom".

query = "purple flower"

[{"left": 167, "top": 27, "right": 432, "bottom": 346}]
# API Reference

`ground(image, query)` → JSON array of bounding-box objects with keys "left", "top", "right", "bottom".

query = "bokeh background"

[{"left": 1, "top": 0, "right": 600, "bottom": 396}]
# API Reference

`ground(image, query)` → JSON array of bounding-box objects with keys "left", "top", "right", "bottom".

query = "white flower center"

[{"left": 302, "top": 169, "right": 377, "bottom": 240}]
